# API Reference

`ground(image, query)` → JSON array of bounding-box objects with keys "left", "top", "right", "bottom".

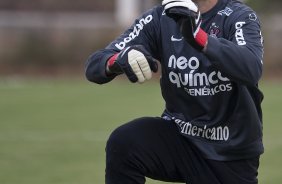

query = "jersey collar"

[{"left": 202, "top": 0, "right": 229, "bottom": 19}]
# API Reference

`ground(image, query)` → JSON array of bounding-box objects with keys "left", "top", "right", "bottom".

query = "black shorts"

[{"left": 105, "top": 117, "right": 260, "bottom": 184}]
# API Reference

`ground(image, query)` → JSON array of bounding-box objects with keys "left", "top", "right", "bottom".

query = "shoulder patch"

[
  {"left": 217, "top": 7, "right": 234, "bottom": 16},
  {"left": 249, "top": 13, "right": 258, "bottom": 21}
]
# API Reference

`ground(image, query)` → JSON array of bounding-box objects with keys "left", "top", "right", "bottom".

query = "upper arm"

[
  {"left": 105, "top": 7, "right": 162, "bottom": 59},
  {"left": 227, "top": 10, "right": 264, "bottom": 64},
  {"left": 205, "top": 8, "right": 264, "bottom": 86}
]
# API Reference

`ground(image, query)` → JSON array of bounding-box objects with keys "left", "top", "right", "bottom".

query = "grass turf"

[{"left": 0, "top": 78, "right": 281, "bottom": 184}]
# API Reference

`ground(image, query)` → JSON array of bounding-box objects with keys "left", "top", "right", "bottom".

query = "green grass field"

[{"left": 0, "top": 78, "right": 281, "bottom": 184}]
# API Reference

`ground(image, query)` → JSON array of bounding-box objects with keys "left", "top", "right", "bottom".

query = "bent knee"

[
  {"left": 106, "top": 124, "right": 137, "bottom": 170},
  {"left": 106, "top": 124, "right": 135, "bottom": 156}
]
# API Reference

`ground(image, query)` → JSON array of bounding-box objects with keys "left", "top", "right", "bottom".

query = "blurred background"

[
  {"left": 0, "top": 0, "right": 281, "bottom": 184},
  {"left": 0, "top": 0, "right": 281, "bottom": 77}
]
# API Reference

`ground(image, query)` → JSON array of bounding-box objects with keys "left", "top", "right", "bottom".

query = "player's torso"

[
  {"left": 158, "top": 4, "right": 235, "bottom": 123},
  {"left": 150, "top": 1, "right": 263, "bottom": 160}
]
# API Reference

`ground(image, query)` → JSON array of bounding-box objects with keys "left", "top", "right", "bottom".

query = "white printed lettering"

[
  {"left": 115, "top": 15, "right": 153, "bottom": 50},
  {"left": 173, "top": 118, "right": 230, "bottom": 141},
  {"left": 235, "top": 22, "right": 246, "bottom": 45}
]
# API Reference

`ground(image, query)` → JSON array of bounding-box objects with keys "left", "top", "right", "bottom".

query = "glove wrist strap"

[
  {"left": 195, "top": 28, "right": 208, "bottom": 49},
  {"left": 106, "top": 53, "right": 119, "bottom": 74},
  {"left": 107, "top": 53, "right": 119, "bottom": 67}
]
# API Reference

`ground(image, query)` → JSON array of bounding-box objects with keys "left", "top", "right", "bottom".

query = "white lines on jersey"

[{"left": 195, "top": 12, "right": 201, "bottom": 24}]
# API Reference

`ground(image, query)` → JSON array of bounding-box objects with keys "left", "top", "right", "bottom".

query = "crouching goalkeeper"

[{"left": 85, "top": 0, "right": 264, "bottom": 183}]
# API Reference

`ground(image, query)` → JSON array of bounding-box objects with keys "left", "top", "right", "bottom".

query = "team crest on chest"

[{"left": 209, "top": 23, "right": 221, "bottom": 38}]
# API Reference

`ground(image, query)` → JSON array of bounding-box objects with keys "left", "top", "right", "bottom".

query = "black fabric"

[
  {"left": 106, "top": 117, "right": 259, "bottom": 184},
  {"left": 165, "top": 5, "right": 204, "bottom": 51},
  {"left": 85, "top": 0, "right": 264, "bottom": 161}
]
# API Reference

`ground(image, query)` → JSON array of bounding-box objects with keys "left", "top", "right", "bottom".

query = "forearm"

[
  {"left": 204, "top": 36, "right": 263, "bottom": 86},
  {"left": 85, "top": 50, "right": 117, "bottom": 84}
]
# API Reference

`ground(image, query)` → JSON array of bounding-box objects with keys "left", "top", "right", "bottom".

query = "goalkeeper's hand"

[
  {"left": 106, "top": 45, "right": 158, "bottom": 83},
  {"left": 162, "top": 0, "right": 208, "bottom": 51}
]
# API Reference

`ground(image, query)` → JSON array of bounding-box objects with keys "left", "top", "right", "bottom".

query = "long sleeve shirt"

[{"left": 85, "top": 0, "right": 264, "bottom": 161}]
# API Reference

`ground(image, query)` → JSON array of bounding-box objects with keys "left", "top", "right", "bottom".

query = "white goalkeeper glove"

[{"left": 106, "top": 45, "right": 158, "bottom": 83}]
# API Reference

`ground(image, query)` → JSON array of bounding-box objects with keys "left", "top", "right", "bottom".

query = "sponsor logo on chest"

[{"left": 167, "top": 55, "right": 233, "bottom": 96}]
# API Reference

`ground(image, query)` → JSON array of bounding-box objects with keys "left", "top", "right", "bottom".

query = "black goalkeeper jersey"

[{"left": 85, "top": 0, "right": 264, "bottom": 161}]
